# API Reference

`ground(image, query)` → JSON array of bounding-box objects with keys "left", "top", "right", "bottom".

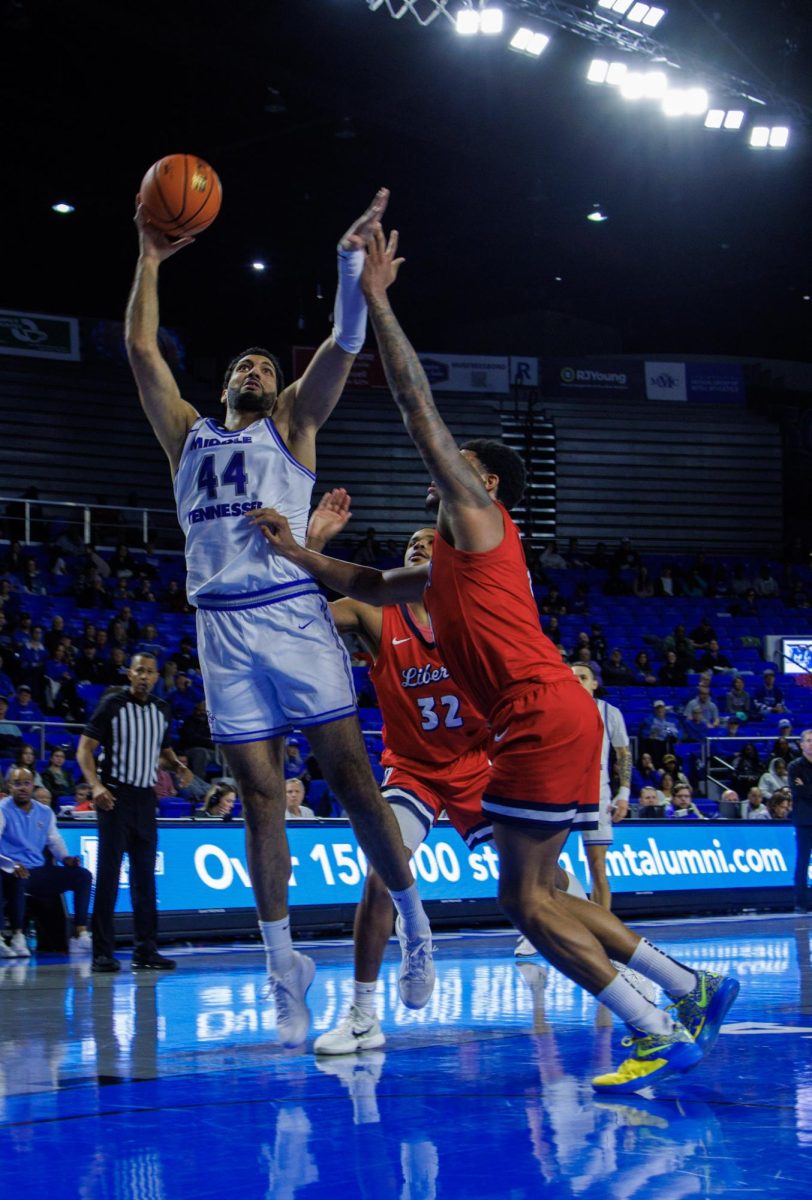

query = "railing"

[
  {"left": 2, "top": 719, "right": 85, "bottom": 760},
  {"left": 0, "top": 495, "right": 183, "bottom": 552}
]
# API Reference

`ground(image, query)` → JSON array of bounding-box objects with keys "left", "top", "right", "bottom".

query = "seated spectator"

[
  {"left": 697, "top": 639, "right": 734, "bottom": 674},
  {"left": 682, "top": 708, "right": 711, "bottom": 740},
  {"left": 745, "top": 786, "right": 770, "bottom": 820},
  {"left": 666, "top": 783, "right": 705, "bottom": 820},
  {"left": 683, "top": 681, "right": 721, "bottom": 728},
  {"left": 19, "top": 557, "right": 47, "bottom": 595},
  {"left": 33, "top": 785, "right": 53, "bottom": 809},
  {"left": 571, "top": 582, "right": 590, "bottom": 616},
  {"left": 758, "top": 756, "right": 789, "bottom": 799},
  {"left": 723, "top": 715, "right": 742, "bottom": 738},
  {"left": 636, "top": 785, "right": 667, "bottom": 818},
  {"left": 633, "top": 650, "right": 657, "bottom": 686},
  {"left": 111, "top": 578, "right": 134, "bottom": 604},
  {"left": 284, "top": 737, "right": 306, "bottom": 780},
  {"left": 602, "top": 648, "right": 635, "bottom": 686},
  {"left": 110, "top": 543, "right": 136, "bottom": 579},
  {"left": 632, "top": 566, "right": 654, "bottom": 599},
  {"left": 285, "top": 777, "right": 315, "bottom": 819},
  {"left": 658, "top": 650, "right": 688, "bottom": 687},
  {"left": 767, "top": 789, "right": 792, "bottom": 820},
  {"left": 590, "top": 541, "right": 610, "bottom": 569},
  {"left": 655, "top": 772, "right": 676, "bottom": 807},
  {"left": 163, "top": 578, "right": 191, "bottom": 613},
  {"left": 200, "top": 782, "right": 237, "bottom": 819},
  {"left": 74, "top": 644, "right": 105, "bottom": 684},
  {"left": 752, "top": 564, "right": 779, "bottom": 597},
  {"left": 731, "top": 587, "right": 759, "bottom": 618},
  {"left": 730, "top": 563, "right": 752, "bottom": 596},
  {"left": 153, "top": 765, "right": 178, "bottom": 803},
  {"left": 153, "top": 659, "right": 179, "bottom": 701},
  {"left": 773, "top": 720, "right": 800, "bottom": 755},
  {"left": 43, "top": 615, "right": 67, "bottom": 656},
  {"left": 41, "top": 748, "right": 75, "bottom": 800},
  {"left": 108, "top": 611, "right": 138, "bottom": 647},
  {"left": 167, "top": 672, "right": 202, "bottom": 722},
  {"left": 639, "top": 700, "right": 681, "bottom": 766},
  {"left": 631, "top": 751, "right": 660, "bottom": 797},
  {"left": 6, "top": 683, "right": 44, "bottom": 731},
  {"left": 0, "top": 650, "right": 15, "bottom": 704},
  {"left": 101, "top": 646, "right": 130, "bottom": 687},
  {"left": 0, "top": 767, "right": 93, "bottom": 956},
  {"left": 5, "top": 745, "right": 42, "bottom": 788},
  {"left": 689, "top": 616, "right": 717, "bottom": 650},
  {"left": 542, "top": 614, "right": 561, "bottom": 643},
  {"left": 354, "top": 527, "right": 382, "bottom": 565},
  {"left": 44, "top": 644, "right": 79, "bottom": 719},
  {"left": 75, "top": 568, "right": 110, "bottom": 609},
  {"left": 135, "top": 623, "right": 165, "bottom": 664},
  {"left": 731, "top": 742, "right": 762, "bottom": 797},
  {"left": 0, "top": 695, "right": 23, "bottom": 754},
  {"left": 659, "top": 753, "right": 690, "bottom": 790},
  {"left": 655, "top": 565, "right": 679, "bottom": 597},
  {"left": 177, "top": 700, "right": 215, "bottom": 781},
  {"left": 753, "top": 669, "right": 789, "bottom": 718},
  {"left": 173, "top": 637, "right": 200, "bottom": 676},
  {"left": 725, "top": 676, "right": 753, "bottom": 722},
  {"left": 94, "top": 629, "right": 110, "bottom": 660},
  {"left": 174, "top": 754, "right": 210, "bottom": 806},
  {"left": 72, "top": 782, "right": 94, "bottom": 812},
  {"left": 661, "top": 624, "right": 695, "bottom": 668},
  {"left": 19, "top": 625, "right": 48, "bottom": 693},
  {"left": 131, "top": 579, "right": 156, "bottom": 604},
  {"left": 718, "top": 787, "right": 743, "bottom": 818},
  {"left": 540, "top": 585, "right": 568, "bottom": 616},
  {"left": 589, "top": 624, "right": 607, "bottom": 663},
  {"left": 538, "top": 540, "right": 567, "bottom": 570}
]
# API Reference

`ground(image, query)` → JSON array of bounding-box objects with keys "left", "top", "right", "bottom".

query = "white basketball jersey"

[
  {"left": 174, "top": 416, "right": 316, "bottom": 610},
  {"left": 596, "top": 698, "right": 630, "bottom": 789}
]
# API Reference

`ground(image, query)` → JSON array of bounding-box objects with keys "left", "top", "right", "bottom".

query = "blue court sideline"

[{"left": 1, "top": 913, "right": 811, "bottom": 1199}]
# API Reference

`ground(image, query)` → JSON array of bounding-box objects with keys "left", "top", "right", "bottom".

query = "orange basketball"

[{"left": 139, "top": 154, "right": 222, "bottom": 236}]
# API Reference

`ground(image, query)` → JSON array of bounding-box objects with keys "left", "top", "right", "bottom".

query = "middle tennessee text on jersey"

[{"left": 174, "top": 416, "right": 316, "bottom": 610}]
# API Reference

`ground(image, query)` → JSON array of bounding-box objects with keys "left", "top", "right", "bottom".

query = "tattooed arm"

[
  {"left": 612, "top": 745, "right": 632, "bottom": 823},
  {"left": 361, "top": 227, "right": 503, "bottom": 552}
]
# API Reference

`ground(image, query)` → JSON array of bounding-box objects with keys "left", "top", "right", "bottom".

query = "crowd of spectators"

[{"left": 2, "top": 526, "right": 811, "bottom": 825}]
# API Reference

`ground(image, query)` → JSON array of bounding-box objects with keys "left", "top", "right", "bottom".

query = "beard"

[{"left": 227, "top": 383, "right": 275, "bottom": 415}]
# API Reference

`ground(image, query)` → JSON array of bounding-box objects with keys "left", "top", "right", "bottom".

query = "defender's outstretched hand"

[
  {"left": 339, "top": 188, "right": 390, "bottom": 252},
  {"left": 135, "top": 200, "right": 196, "bottom": 262},
  {"left": 248, "top": 508, "right": 300, "bottom": 556},
  {"left": 307, "top": 488, "right": 353, "bottom": 551},
  {"left": 361, "top": 226, "right": 405, "bottom": 299}
]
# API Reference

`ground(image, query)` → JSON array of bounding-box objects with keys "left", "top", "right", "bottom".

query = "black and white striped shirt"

[{"left": 84, "top": 688, "right": 171, "bottom": 791}]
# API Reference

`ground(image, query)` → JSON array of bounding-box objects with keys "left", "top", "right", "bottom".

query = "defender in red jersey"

[{"left": 250, "top": 227, "right": 738, "bottom": 1092}]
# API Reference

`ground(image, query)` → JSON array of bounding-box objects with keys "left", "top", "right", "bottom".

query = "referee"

[{"left": 77, "top": 652, "right": 192, "bottom": 972}]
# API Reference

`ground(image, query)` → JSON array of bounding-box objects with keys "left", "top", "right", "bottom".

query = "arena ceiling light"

[
  {"left": 51, "top": 202, "right": 75, "bottom": 215},
  {"left": 455, "top": 4, "right": 504, "bottom": 35},
  {"left": 620, "top": 68, "right": 667, "bottom": 100},
  {"left": 586, "top": 204, "right": 609, "bottom": 222},
  {"left": 749, "top": 126, "right": 790, "bottom": 149},
  {"left": 587, "top": 58, "right": 628, "bottom": 85},
  {"left": 704, "top": 109, "right": 745, "bottom": 130},
  {"left": 509, "top": 27, "right": 550, "bottom": 57},
  {"left": 662, "top": 86, "right": 709, "bottom": 118},
  {"left": 595, "top": 1, "right": 666, "bottom": 28}
]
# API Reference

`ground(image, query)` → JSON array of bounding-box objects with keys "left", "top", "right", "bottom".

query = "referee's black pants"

[{"left": 91, "top": 784, "right": 159, "bottom": 960}]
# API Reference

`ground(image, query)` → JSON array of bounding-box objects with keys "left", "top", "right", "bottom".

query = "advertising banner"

[
  {"left": 686, "top": 361, "right": 744, "bottom": 403},
  {"left": 59, "top": 821, "right": 800, "bottom": 915},
  {"left": 0, "top": 309, "right": 80, "bottom": 361},
  {"left": 292, "top": 346, "right": 537, "bottom": 395},
  {"left": 542, "top": 358, "right": 643, "bottom": 399},
  {"left": 645, "top": 361, "right": 687, "bottom": 401}
]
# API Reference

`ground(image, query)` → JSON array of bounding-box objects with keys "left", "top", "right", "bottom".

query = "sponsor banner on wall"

[
  {"left": 0, "top": 309, "right": 80, "bottom": 361},
  {"left": 293, "top": 346, "right": 538, "bottom": 395},
  {"left": 542, "top": 358, "right": 643, "bottom": 399},
  {"left": 60, "top": 820, "right": 799, "bottom": 914},
  {"left": 686, "top": 361, "right": 744, "bottom": 403},
  {"left": 645, "top": 361, "right": 687, "bottom": 401},
  {"left": 83, "top": 318, "right": 186, "bottom": 372}
]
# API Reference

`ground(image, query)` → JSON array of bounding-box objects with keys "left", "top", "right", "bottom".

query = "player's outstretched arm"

[
  {"left": 306, "top": 489, "right": 384, "bottom": 653},
  {"left": 125, "top": 203, "right": 199, "bottom": 475},
  {"left": 284, "top": 189, "right": 390, "bottom": 447},
  {"left": 248, "top": 507, "right": 426, "bottom": 605},
  {"left": 361, "top": 229, "right": 502, "bottom": 550}
]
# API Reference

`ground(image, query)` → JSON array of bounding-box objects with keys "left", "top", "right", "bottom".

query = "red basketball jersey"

[
  {"left": 424, "top": 502, "right": 572, "bottom": 722},
  {"left": 370, "top": 604, "right": 488, "bottom": 769}
]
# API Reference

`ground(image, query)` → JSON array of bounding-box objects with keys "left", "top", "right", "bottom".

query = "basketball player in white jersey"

[{"left": 124, "top": 189, "right": 433, "bottom": 1047}]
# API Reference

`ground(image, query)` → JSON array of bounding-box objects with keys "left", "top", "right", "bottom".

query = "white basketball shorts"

[{"left": 581, "top": 782, "right": 614, "bottom": 847}]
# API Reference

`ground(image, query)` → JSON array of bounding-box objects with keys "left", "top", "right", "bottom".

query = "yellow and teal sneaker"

[
  {"left": 592, "top": 1024, "right": 703, "bottom": 1094},
  {"left": 668, "top": 971, "right": 740, "bottom": 1053}
]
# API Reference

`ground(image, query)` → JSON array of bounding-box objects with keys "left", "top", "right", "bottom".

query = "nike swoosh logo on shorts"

[
  {"left": 392, "top": 637, "right": 411, "bottom": 645},
  {"left": 299, "top": 619, "right": 315, "bottom": 630},
  {"left": 493, "top": 727, "right": 510, "bottom": 742}
]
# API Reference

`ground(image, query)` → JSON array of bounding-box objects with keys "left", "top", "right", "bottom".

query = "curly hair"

[{"left": 460, "top": 438, "right": 527, "bottom": 511}]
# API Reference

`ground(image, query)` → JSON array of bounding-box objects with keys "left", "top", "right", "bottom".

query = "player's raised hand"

[
  {"left": 135, "top": 199, "right": 195, "bottom": 262},
  {"left": 307, "top": 488, "right": 353, "bottom": 552},
  {"left": 361, "top": 226, "right": 405, "bottom": 299},
  {"left": 248, "top": 507, "right": 300, "bottom": 555},
  {"left": 339, "top": 188, "right": 390, "bottom": 252}
]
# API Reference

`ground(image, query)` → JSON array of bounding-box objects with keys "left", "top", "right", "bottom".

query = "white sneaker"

[
  {"left": 9, "top": 932, "right": 31, "bottom": 958},
  {"left": 612, "top": 961, "right": 658, "bottom": 1004},
  {"left": 514, "top": 934, "right": 538, "bottom": 957},
  {"left": 395, "top": 916, "right": 435, "bottom": 1010},
  {"left": 314, "top": 1004, "right": 386, "bottom": 1056},
  {"left": 69, "top": 931, "right": 93, "bottom": 955},
  {"left": 268, "top": 952, "right": 316, "bottom": 1047},
  {"left": 0, "top": 938, "right": 15, "bottom": 958}
]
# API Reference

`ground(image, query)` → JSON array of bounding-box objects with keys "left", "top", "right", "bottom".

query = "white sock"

[
  {"left": 628, "top": 938, "right": 696, "bottom": 999},
  {"left": 259, "top": 917, "right": 294, "bottom": 977},
  {"left": 353, "top": 980, "right": 378, "bottom": 1018},
  {"left": 598, "top": 972, "right": 676, "bottom": 1036},
  {"left": 390, "top": 884, "right": 430, "bottom": 939}
]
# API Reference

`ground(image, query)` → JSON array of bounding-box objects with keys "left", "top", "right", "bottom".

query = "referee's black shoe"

[
  {"left": 131, "top": 951, "right": 176, "bottom": 971},
  {"left": 92, "top": 955, "right": 121, "bottom": 973}
]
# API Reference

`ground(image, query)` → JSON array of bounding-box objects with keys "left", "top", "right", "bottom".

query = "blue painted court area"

[{"left": 1, "top": 914, "right": 811, "bottom": 1199}]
